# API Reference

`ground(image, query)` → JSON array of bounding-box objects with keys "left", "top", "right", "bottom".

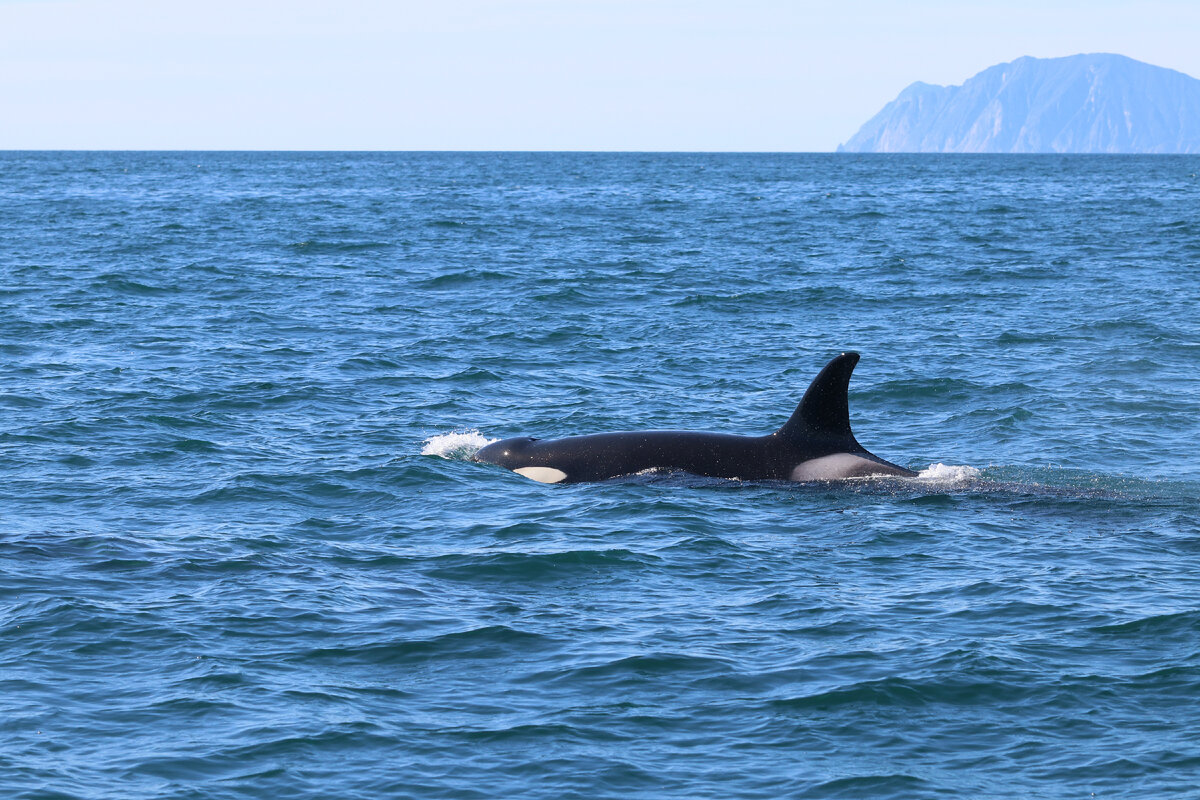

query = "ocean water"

[{"left": 2, "top": 152, "right": 1199, "bottom": 799}]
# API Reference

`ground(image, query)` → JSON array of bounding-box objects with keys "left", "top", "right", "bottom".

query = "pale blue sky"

[{"left": 2, "top": 0, "right": 1198, "bottom": 150}]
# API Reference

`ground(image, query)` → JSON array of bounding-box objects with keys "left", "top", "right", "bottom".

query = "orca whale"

[{"left": 473, "top": 352, "right": 917, "bottom": 484}]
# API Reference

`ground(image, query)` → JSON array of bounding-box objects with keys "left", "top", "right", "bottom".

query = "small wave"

[
  {"left": 806, "top": 774, "right": 928, "bottom": 796},
  {"left": 427, "top": 548, "right": 653, "bottom": 582},
  {"left": 301, "top": 625, "right": 554, "bottom": 666},
  {"left": 92, "top": 275, "right": 178, "bottom": 295},
  {"left": 417, "top": 269, "right": 514, "bottom": 289},
  {"left": 287, "top": 239, "right": 392, "bottom": 252},
  {"left": 1092, "top": 610, "right": 1200, "bottom": 637},
  {"left": 535, "top": 652, "right": 733, "bottom": 686},
  {"left": 421, "top": 430, "right": 496, "bottom": 459}
]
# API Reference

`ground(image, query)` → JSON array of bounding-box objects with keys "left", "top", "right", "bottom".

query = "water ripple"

[{"left": 2, "top": 152, "right": 1199, "bottom": 800}]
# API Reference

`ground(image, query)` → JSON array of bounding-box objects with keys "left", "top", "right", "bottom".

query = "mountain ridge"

[{"left": 840, "top": 54, "right": 1200, "bottom": 153}]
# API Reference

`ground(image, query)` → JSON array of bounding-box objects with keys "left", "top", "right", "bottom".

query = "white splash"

[
  {"left": 916, "top": 463, "right": 982, "bottom": 482},
  {"left": 421, "top": 430, "right": 496, "bottom": 459}
]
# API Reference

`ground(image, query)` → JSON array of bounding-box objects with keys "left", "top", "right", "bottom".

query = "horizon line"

[{"left": 0, "top": 149, "right": 1190, "bottom": 155}]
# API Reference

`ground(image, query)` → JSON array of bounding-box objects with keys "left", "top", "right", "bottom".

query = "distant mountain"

[{"left": 840, "top": 54, "right": 1200, "bottom": 153}]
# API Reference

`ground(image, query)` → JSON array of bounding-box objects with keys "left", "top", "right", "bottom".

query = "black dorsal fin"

[{"left": 776, "top": 352, "right": 863, "bottom": 447}]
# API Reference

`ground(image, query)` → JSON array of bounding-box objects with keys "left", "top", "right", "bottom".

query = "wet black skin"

[{"left": 473, "top": 353, "right": 917, "bottom": 484}]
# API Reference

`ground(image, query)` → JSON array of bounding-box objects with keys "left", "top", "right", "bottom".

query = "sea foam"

[
  {"left": 916, "top": 463, "right": 983, "bottom": 482},
  {"left": 421, "top": 430, "right": 497, "bottom": 459}
]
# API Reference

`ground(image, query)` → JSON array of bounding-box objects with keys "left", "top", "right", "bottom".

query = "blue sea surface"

[{"left": 2, "top": 152, "right": 1199, "bottom": 799}]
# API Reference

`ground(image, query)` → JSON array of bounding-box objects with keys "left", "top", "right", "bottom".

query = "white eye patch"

[{"left": 513, "top": 466, "right": 568, "bottom": 484}]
